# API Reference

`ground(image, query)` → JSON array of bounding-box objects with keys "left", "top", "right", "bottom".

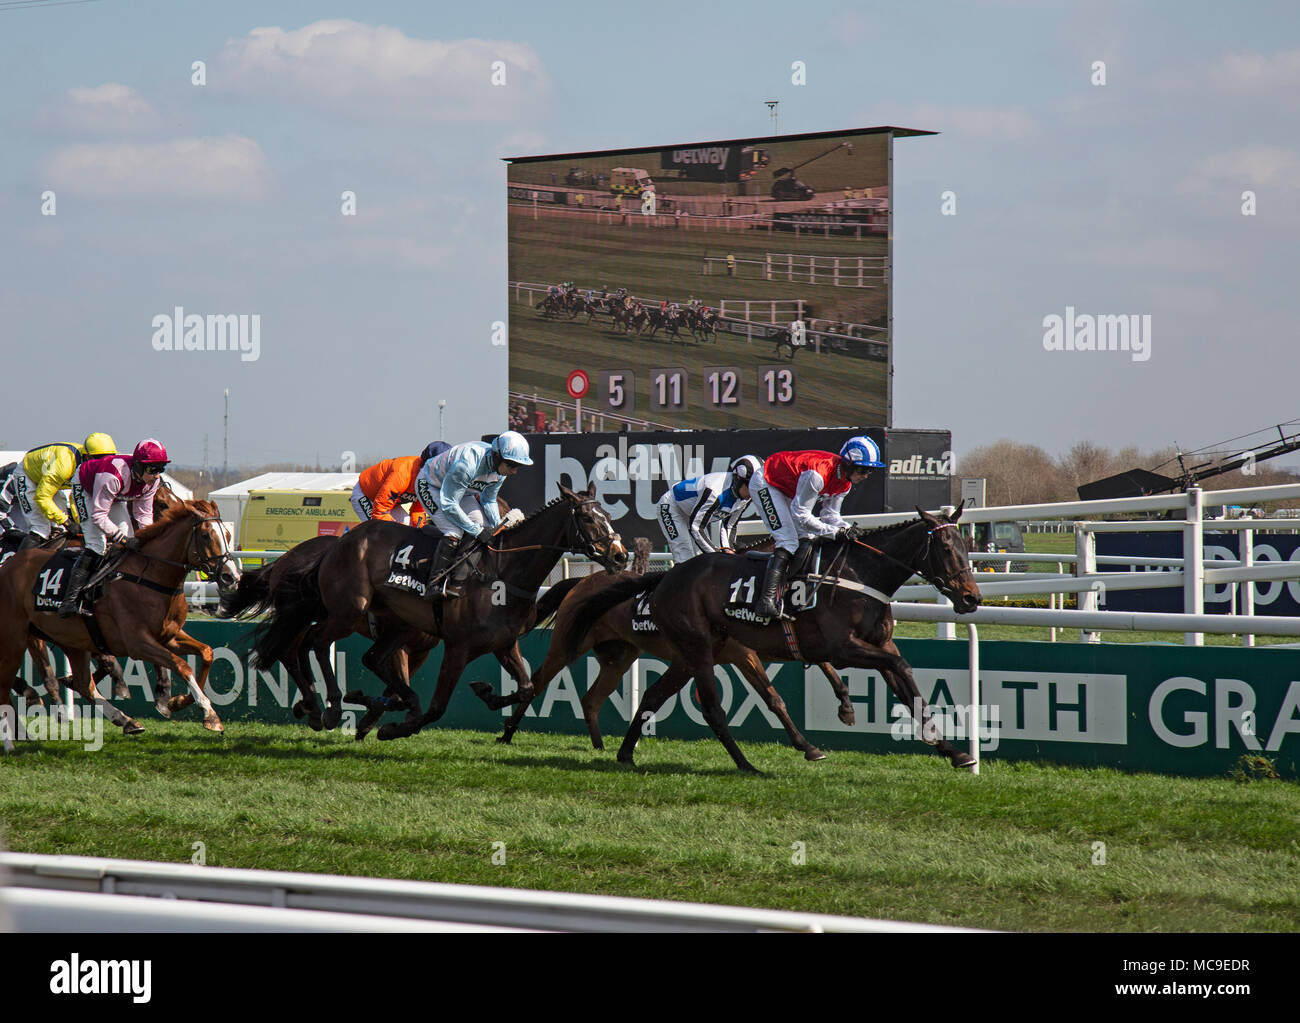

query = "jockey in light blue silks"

[{"left": 414, "top": 431, "right": 533, "bottom": 598}]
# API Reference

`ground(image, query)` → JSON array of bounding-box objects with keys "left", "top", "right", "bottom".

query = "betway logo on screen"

[
  {"left": 545, "top": 440, "right": 730, "bottom": 520},
  {"left": 666, "top": 147, "right": 731, "bottom": 167}
]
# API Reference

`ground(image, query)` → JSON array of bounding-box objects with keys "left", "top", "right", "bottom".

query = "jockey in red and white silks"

[{"left": 750, "top": 436, "right": 885, "bottom": 619}]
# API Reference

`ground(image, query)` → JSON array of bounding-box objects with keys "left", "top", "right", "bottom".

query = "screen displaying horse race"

[{"left": 506, "top": 126, "right": 923, "bottom": 432}]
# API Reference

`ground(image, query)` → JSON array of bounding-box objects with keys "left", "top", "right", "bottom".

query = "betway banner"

[
  {"left": 1098, "top": 532, "right": 1300, "bottom": 615},
  {"left": 40, "top": 626, "right": 1299, "bottom": 779},
  {"left": 499, "top": 428, "right": 888, "bottom": 545}
]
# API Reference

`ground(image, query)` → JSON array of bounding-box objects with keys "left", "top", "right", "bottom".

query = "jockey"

[
  {"left": 351, "top": 441, "right": 449, "bottom": 529},
  {"left": 60, "top": 438, "right": 168, "bottom": 617},
  {"left": 655, "top": 455, "right": 761, "bottom": 564},
  {"left": 9, "top": 433, "right": 117, "bottom": 550},
  {"left": 659, "top": 299, "right": 669, "bottom": 314},
  {"left": 750, "top": 436, "right": 885, "bottom": 619},
  {"left": 415, "top": 431, "right": 532, "bottom": 598}
]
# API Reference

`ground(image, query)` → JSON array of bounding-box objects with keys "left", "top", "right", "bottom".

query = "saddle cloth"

[
  {"left": 383, "top": 530, "right": 483, "bottom": 598},
  {"left": 30, "top": 548, "right": 82, "bottom": 612}
]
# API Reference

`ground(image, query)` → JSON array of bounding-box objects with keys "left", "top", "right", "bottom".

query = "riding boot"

[
  {"left": 58, "top": 550, "right": 99, "bottom": 618},
  {"left": 431, "top": 535, "right": 461, "bottom": 600},
  {"left": 753, "top": 548, "right": 792, "bottom": 620}
]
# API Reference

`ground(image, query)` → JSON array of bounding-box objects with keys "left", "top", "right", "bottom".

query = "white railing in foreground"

[{"left": 0, "top": 853, "right": 966, "bottom": 933}]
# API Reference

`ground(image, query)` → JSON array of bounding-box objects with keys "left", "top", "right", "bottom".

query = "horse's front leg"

[
  {"left": 163, "top": 630, "right": 221, "bottom": 731},
  {"left": 834, "top": 636, "right": 974, "bottom": 769}
]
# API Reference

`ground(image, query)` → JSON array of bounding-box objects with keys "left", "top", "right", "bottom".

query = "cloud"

[
  {"left": 1213, "top": 48, "right": 1300, "bottom": 92},
  {"left": 1186, "top": 145, "right": 1300, "bottom": 193},
  {"left": 214, "top": 20, "right": 549, "bottom": 120},
  {"left": 47, "top": 136, "right": 269, "bottom": 199},
  {"left": 43, "top": 82, "right": 159, "bottom": 135}
]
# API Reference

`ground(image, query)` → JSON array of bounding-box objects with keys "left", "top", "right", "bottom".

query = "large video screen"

[{"left": 506, "top": 127, "right": 923, "bottom": 432}]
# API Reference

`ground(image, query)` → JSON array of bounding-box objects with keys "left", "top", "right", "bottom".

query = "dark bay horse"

[
  {"left": 249, "top": 485, "right": 628, "bottom": 742},
  {"left": 0, "top": 500, "right": 240, "bottom": 749},
  {"left": 474, "top": 540, "right": 857, "bottom": 758},
  {"left": 565, "top": 508, "right": 980, "bottom": 773}
]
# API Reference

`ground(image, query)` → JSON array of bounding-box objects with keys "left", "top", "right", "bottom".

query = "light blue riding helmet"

[
  {"left": 491, "top": 430, "right": 533, "bottom": 466},
  {"left": 839, "top": 436, "right": 886, "bottom": 469}
]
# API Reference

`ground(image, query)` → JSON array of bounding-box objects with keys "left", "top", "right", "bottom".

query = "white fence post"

[
  {"left": 1184, "top": 488, "right": 1204, "bottom": 646},
  {"left": 1076, "top": 524, "right": 1099, "bottom": 643},
  {"left": 1242, "top": 524, "right": 1255, "bottom": 647}
]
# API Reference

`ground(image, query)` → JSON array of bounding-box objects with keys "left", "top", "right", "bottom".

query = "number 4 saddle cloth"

[{"left": 383, "top": 530, "right": 485, "bottom": 598}]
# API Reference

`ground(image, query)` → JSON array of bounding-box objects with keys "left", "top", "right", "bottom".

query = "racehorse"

[
  {"left": 4, "top": 484, "right": 183, "bottom": 719},
  {"left": 690, "top": 308, "right": 719, "bottom": 342},
  {"left": 472, "top": 537, "right": 858, "bottom": 758},
  {"left": 0, "top": 500, "right": 240, "bottom": 750},
  {"left": 772, "top": 326, "right": 801, "bottom": 362},
  {"left": 248, "top": 485, "right": 628, "bottom": 742},
  {"left": 564, "top": 508, "right": 980, "bottom": 773}
]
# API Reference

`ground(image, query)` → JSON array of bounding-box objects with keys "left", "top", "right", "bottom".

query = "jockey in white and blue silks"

[
  {"left": 654, "top": 456, "right": 761, "bottom": 564},
  {"left": 414, "top": 431, "right": 533, "bottom": 599}
]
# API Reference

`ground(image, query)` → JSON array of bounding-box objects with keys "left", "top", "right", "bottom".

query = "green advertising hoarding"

[{"left": 26, "top": 623, "right": 1300, "bottom": 779}]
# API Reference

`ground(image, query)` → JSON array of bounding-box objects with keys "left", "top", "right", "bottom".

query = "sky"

[{"left": 1, "top": 0, "right": 1297, "bottom": 468}]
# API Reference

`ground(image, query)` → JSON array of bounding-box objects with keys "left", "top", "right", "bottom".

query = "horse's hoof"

[
  {"left": 495, "top": 733, "right": 513, "bottom": 744},
  {"left": 837, "top": 708, "right": 856, "bottom": 727},
  {"left": 950, "top": 752, "right": 977, "bottom": 769},
  {"left": 322, "top": 706, "right": 342, "bottom": 730},
  {"left": 122, "top": 720, "right": 144, "bottom": 736},
  {"left": 292, "top": 700, "right": 306, "bottom": 719},
  {"left": 616, "top": 753, "right": 636, "bottom": 767},
  {"left": 154, "top": 701, "right": 172, "bottom": 720},
  {"left": 804, "top": 748, "right": 827, "bottom": 761},
  {"left": 376, "top": 723, "right": 400, "bottom": 742},
  {"left": 307, "top": 715, "right": 325, "bottom": 732},
  {"left": 202, "top": 713, "right": 224, "bottom": 733},
  {"left": 113, "top": 684, "right": 129, "bottom": 700},
  {"left": 592, "top": 740, "right": 605, "bottom": 752}
]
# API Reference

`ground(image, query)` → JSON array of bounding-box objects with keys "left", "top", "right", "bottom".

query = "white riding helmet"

[
  {"left": 491, "top": 431, "right": 533, "bottom": 467},
  {"left": 729, "top": 455, "right": 762, "bottom": 496}
]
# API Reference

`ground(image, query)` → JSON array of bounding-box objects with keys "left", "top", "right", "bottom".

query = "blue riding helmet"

[
  {"left": 839, "top": 436, "right": 886, "bottom": 470},
  {"left": 491, "top": 430, "right": 533, "bottom": 467}
]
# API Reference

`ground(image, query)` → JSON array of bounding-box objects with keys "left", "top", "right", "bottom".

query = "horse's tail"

[
  {"left": 535, "top": 576, "right": 583, "bottom": 627},
  {"left": 248, "top": 555, "right": 329, "bottom": 669},
  {"left": 562, "top": 572, "right": 666, "bottom": 664}
]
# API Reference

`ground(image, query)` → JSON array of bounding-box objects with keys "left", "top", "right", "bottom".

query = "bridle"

[
  {"left": 845, "top": 521, "right": 973, "bottom": 605},
  {"left": 123, "top": 514, "right": 237, "bottom": 581},
  {"left": 473, "top": 496, "right": 626, "bottom": 570}
]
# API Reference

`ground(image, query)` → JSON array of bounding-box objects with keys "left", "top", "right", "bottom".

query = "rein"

[{"left": 831, "top": 522, "right": 967, "bottom": 604}]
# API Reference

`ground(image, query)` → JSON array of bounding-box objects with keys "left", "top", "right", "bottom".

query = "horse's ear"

[
  {"left": 558, "top": 484, "right": 574, "bottom": 499},
  {"left": 586, "top": 482, "right": 596, "bottom": 498},
  {"left": 916, "top": 505, "right": 938, "bottom": 525},
  {"left": 951, "top": 504, "right": 963, "bottom": 523}
]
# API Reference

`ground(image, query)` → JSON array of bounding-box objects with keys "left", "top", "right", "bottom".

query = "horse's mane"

[
  {"left": 135, "top": 499, "right": 218, "bottom": 542},
  {"left": 853, "top": 515, "right": 926, "bottom": 540}
]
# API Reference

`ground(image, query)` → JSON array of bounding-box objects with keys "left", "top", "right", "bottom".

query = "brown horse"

[
  {"left": 6, "top": 484, "right": 183, "bottom": 719},
  {"left": 564, "top": 508, "right": 981, "bottom": 773},
  {"left": 473, "top": 538, "right": 857, "bottom": 757},
  {"left": 0, "top": 499, "right": 240, "bottom": 750},
  {"left": 249, "top": 485, "right": 628, "bottom": 742}
]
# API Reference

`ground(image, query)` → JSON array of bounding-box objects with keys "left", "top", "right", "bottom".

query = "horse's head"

[
  {"left": 184, "top": 499, "right": 241, "bottom": 593},
  {"left": 560, "top": 483, "right": 628, "bottom": 572},
  {"left": 915, "top": 505, "right": 981, "bottom": 614}
]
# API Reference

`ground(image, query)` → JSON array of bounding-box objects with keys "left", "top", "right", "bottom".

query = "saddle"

[{"left": 383, "top": 529, "right": 487, "bottom": 598}]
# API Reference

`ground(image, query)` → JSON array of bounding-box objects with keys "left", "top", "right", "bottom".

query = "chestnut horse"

[{"left": 0, "top": 500, "right": 239, "bottom": 750}]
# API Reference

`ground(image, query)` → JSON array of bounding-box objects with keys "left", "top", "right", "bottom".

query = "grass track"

[{"left": 2, "top": 723, "right": 1296, "bottom": 931}]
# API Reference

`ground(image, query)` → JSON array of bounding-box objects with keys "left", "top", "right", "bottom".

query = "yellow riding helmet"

[{"left": 83, "top": 432, "right": 117, "bottom": 457}]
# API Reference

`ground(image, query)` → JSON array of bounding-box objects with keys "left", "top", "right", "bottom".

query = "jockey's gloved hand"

[
  {"left": 499, "top": 508, "right": 526, "bottom": 530},
  {"left": 119, "top": 536, "right": 142, "bottom": 551},
  {"left": 837, "top": 525, "right": 862, "bottom": 541},
  {"left": 64, "top": 520, "right": 82, "bottom": 537}
]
